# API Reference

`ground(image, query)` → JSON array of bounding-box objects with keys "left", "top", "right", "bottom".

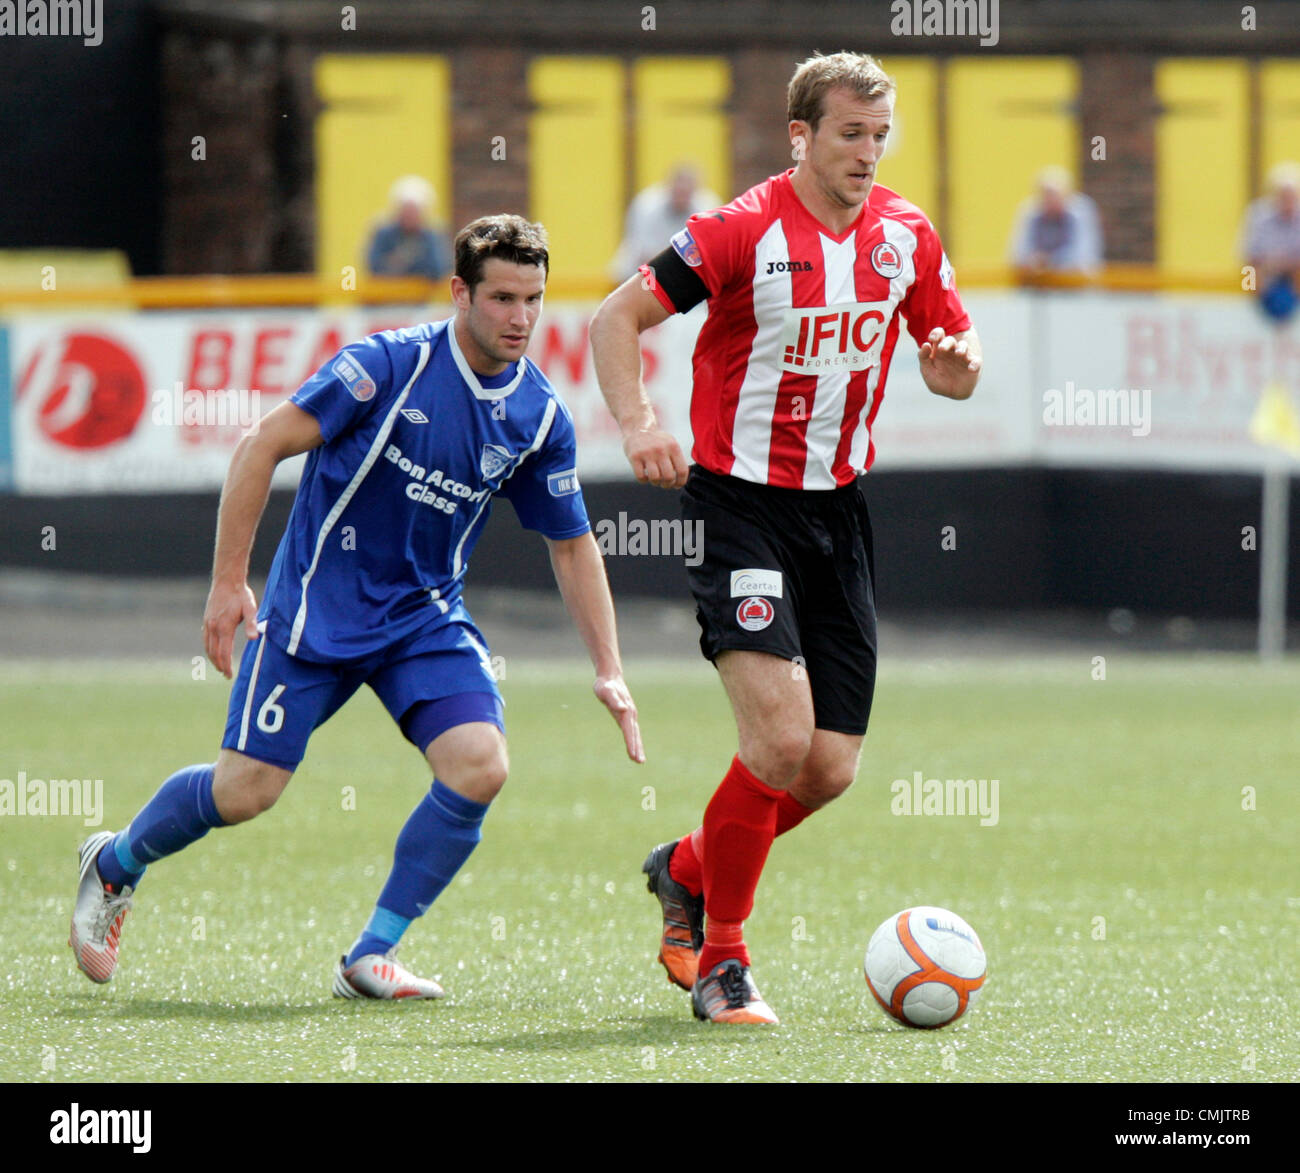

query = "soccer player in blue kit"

[{"left": 69, "top": 215, "right": 644, "bottom": 999}]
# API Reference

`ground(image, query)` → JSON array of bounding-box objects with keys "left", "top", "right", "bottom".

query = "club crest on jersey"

[
  {"left": 780, "top": 300, "right": 892, "bottom": 373},
  {"left": 671, "top": 227, "right": 703, "bottom": 268},
  {"left": 870, "top": 241, "right": 904, "bottom": 279},
  {"left": 332, "top": 352, "right": 377, "bottom": 402},
  {"left": 736, "top": 596, "right": 775, "bottom": 632},
  {"left": 480, "top": 443, "right": 513, "bottom": 480}
]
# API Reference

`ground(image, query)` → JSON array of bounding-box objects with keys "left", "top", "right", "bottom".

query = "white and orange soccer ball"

[{"left": 864, "top": 906, "right": 987, "bottom": 1028}]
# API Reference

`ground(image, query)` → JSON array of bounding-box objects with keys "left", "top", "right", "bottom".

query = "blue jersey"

[{"left": 259, "top": 318, "right": 589, "bottom": 662}]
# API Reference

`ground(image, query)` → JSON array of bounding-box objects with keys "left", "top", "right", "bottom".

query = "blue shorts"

[{"left": 221, "top": 619, "right": 504, "bottom": 771}]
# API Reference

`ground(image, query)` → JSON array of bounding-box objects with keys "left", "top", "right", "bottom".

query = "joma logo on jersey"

[
  {"left": 765, "top": 260, "right": 815, "bottom": 275},
  {"left": 780, "top": 301, "right": 891, "bottom": 373}
]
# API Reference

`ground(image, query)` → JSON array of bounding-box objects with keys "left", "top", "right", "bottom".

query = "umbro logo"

[
  {"left": 401, "top": 408, "right": 429, "bottom": 424},
  {"left": 766, "top": 260, "right": 814, "bottom": 274}
]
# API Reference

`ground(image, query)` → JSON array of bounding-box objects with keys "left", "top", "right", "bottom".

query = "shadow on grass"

[
  {"left": 56, "top": 994, "right": 346, "bottom": 1024},
  {"left": 444, "top": 1014, "right": 769, "bottom": 1054},
  {"left": 54, "top": 997, "right": 904, "bottom": 1043}
]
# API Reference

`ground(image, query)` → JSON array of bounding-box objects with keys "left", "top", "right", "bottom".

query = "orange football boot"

[
  {"left": 691, "top": 958, "right": 779, "bottom": 1024},
  {"left": 642, "top": 840, "right": 704, "bottom": 991}
]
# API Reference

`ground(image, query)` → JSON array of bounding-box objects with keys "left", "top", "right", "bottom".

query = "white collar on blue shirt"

[{"left": 446, "top": 317, "right": 527, "bottom": 401}]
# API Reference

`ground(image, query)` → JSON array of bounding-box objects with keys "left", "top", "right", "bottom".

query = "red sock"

[
  {"left": 697, "top": 755, "right": 781, "bottom": 977},
  {"left": 775, "top": 789, "right": 815, "bottom": 836},
  {"left": 700, "top": 920, "right": 745, "bottom": 973},
  {"left": 667, "top": 827, "right": 704, "bottom": 892},
  {"left": 668, "top": 791, "right": 815, "bottom": 898}
]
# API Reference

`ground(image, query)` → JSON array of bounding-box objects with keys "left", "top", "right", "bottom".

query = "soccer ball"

[{"left": 864, "top": 906, "right": 986, "bottom": 1028}]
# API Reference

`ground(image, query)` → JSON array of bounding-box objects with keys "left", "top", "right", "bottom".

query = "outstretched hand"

[
  {"left": 203, "top": 580, "right": 260, "bottom": 679},
  {"left": 593, "top": 674, "right": 645, "bottom": 763},
  {"left": 918, "top": 327, "right": 981, "bottom": 399}
]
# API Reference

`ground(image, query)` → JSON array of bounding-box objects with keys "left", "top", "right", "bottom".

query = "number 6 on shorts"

[{"left": 257, "top": 684, "right": 287, "bottom": 734}]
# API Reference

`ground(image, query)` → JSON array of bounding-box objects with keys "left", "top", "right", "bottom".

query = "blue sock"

[
  {"left": 96, "top": 764, "right": 226, "bottom": 891},
  {"left": 345, "top": 779, "right": 489, "bottom": 965}
]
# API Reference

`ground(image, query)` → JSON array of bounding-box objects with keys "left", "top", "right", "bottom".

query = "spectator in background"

[
  {"left": 609, "top": 163, "right": 720, "bottom": 283},
  {"left": 367, "top": 176, "right": 452, "bottom": 280},
  {"left": 1009, "top": 166, "right": 1103, "bottom": 283},
  {"left": 1240, "top": 162, "right": 1300, "bottom": 323}
]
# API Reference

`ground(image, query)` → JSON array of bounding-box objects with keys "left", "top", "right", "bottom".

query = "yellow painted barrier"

[{"left": 0, "top": 265, "right": 1248, "bottom": 311}]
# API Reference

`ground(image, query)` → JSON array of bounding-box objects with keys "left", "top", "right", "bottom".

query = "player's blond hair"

[{"left": 787, "top": 52, "right": 895, "bottom": 132}]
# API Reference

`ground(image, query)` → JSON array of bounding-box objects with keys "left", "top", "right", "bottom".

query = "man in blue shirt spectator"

[
  {"left": 1010, "top": 166, "right": 1103, "bottom": 284},
  {"left": 368, "top": 175, "right": 453, "bottom": 280},
  {"left": 1240, "top": 162, "right": 1300, "bottom": 323}
]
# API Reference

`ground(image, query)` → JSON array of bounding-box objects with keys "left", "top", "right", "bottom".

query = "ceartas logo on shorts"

[
  {"left": 671, "top": 227, "right": 703, "bottom": 268},
  {"left": 730, "top": 568, "right": 783, "bottom": 598},
  {"left": 736, "top": 596, "right": 775, "bottom": 631},
  {"left": 332, "top": 353, "right": 376, "bottom": 402},
  {"left": 547, "top": 468, "right": 580, "bottom": 497}
]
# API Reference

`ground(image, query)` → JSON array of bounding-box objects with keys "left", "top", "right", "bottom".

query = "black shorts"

[{"left": 681, "top": 465, "right": 878, "bottom": 736}]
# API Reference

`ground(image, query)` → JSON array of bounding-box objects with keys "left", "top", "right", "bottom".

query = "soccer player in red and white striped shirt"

[{"left": 591, "top": 51, "right": 981, "bottom": 1023}]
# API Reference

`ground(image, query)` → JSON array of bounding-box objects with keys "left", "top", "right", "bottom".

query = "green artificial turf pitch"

[{"left": 1, "top": 655, "right": 1296, "bottom": 1082}]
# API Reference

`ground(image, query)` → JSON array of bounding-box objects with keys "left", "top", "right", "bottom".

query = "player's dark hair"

[
  {"left": 787, "top": 51, "right": 895, "bottom": 133},
  {"left": 454, "top": 214, "right": 549, "bottom": 295}
]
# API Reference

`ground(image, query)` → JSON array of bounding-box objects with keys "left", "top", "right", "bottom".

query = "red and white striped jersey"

[{"left": 642, "top": 168, "right": 970, "bottom": 489}]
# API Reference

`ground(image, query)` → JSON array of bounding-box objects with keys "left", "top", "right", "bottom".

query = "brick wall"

[
  {"left": 160, "top": 33, "right": 282, "bottom": 273},
  {"left": 450, "top": 47, "right": 532, "bottom": 232},
  {"left": 1079, "top": 53, "right": 1156, "bottom": 263},
  {"left": 731, "top": 48, "right": 800, "bottom": 195},
  {"left": 153, "top": 25, "right": 1230, "bottom": 274}
]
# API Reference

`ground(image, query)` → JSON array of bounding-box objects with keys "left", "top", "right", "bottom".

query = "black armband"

[{"left": 643, "top": 245, "right": 710, "bottom": 314}]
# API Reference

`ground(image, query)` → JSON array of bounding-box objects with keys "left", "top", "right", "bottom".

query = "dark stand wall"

[
  {"left": 1, "top": 470, "right": 1292, "bottom": 619},
  {"left": 0, "top": 0, "right": 161, "bottom": 275}
]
